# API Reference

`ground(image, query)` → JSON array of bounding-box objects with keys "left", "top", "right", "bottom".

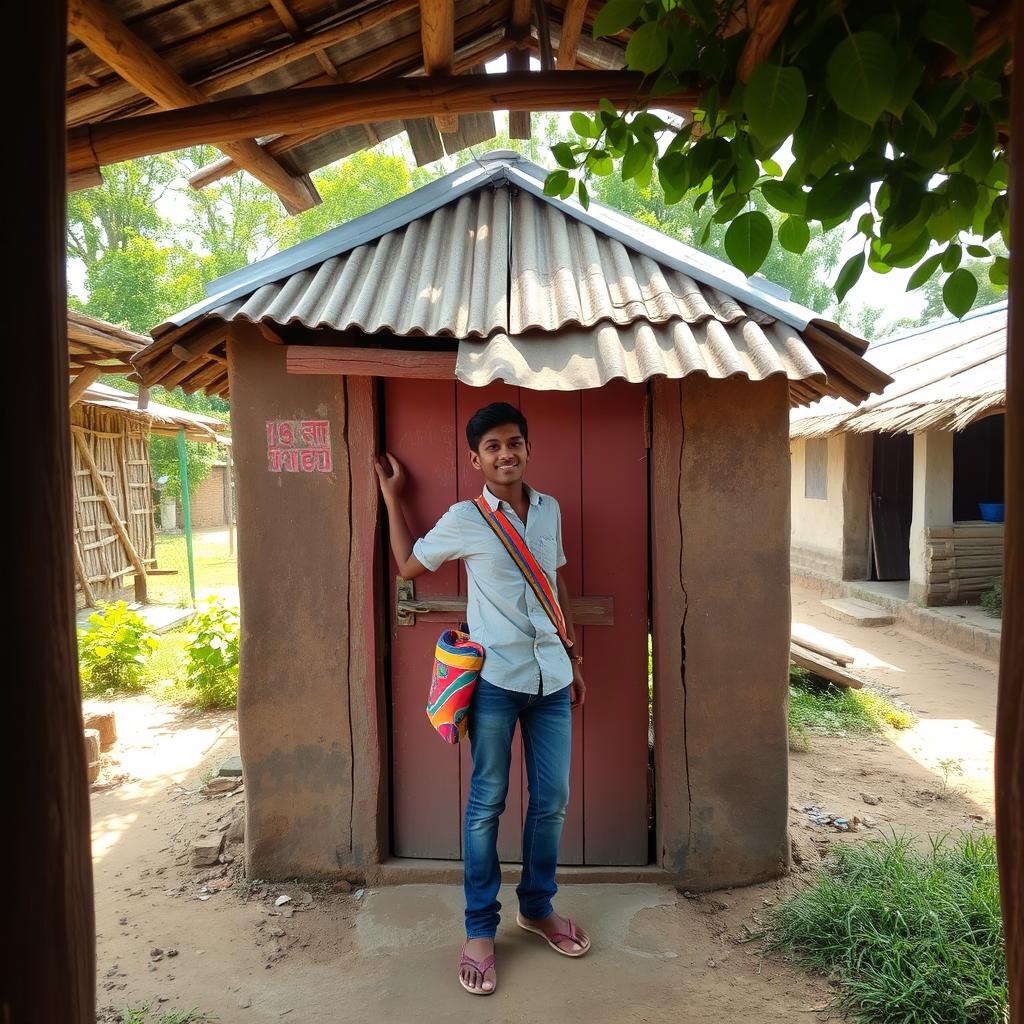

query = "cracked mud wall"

[
  {"left": 227, "top": 324, "right": 384, "bottom": 878},
  {"left": 651, "top": 375, "right": 791, "bottom": 888}
]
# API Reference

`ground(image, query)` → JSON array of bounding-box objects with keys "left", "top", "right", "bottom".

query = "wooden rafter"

[
  {"left": 68, "top": 366, "right": 102, "bottom": 405},
  {"left": 66, "top": 0, "right": 321, "bottom": 214},
  {"left": 421, "top": 0, "right": 458, "bottom": 132},
  {"left": 736, "top": 0, "right": 798, "bottom": 82},
  {"left": 508, "top": 0, "right": 533, "bottom": 138},
  {"left": 186, "top": 31, "right": 513, "bottom": 189},
  {"left": 555, "top": 0, "right": 589, "bottom": 69},
  {"left": 68, "top": 71, "right": 697, "bottom": 177},
  {"left": 267, "top": 0, "right": 339, "bottom": 80}
]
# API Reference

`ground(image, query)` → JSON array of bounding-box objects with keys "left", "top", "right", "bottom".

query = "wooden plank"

[
  {"left": 66, "top": 0, "right": 320, "bottom": 213},
  {"left": 287, "top": 345, "right": 457, "bottom": 379},
  {"left": 555, "top": 0, "right": 588, "bottom": 69},
  {"left": 67, "top": 72, "right": 699, "bottom": 174},
  {"left": 420, "top": 0, "right": 458, "bottom": 131},
  {"left": 579, "top": 381, "right": 650, "bottom": 865},
  {"left": 403, "top": 117, "right": 446, "bottom": 165},
  {"left": 821, "top": 598, "right": 895, "bottom": 626},
  {"left": 791, "top": 625, "right": 854, "bottom": 667},
  {"left": 386, "top": 377, "right": 463, "bottom": 858},
  {"left": 396, "top": 591, "right": 614, "bottom": 625},
  {"left": 790, "top": 646, "right": 864, "bottom": 689}
]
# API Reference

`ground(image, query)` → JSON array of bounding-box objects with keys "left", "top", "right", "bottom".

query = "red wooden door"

[{"left": 385, "top": 378, "right": 649, "bottom": 865}]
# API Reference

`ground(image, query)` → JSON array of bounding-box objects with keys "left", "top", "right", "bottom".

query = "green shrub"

[
  {"left": 980, "top": 577, "right": 1002, "bottom": 618},
  {"left": 78, "top": 601, "right": 159, "bottom": 694},
  {"left": 182, "top": 597, "right": 239, "bottom": 709},
  {"left": 769, "top": 831, "right": 1006, "bottom": 1024},
  {"left": 788, "top": 670, "right": 913, "bottom": 750}
]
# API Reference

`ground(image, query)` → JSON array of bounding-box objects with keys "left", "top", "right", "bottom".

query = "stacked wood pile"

[
  {"left": 71, "top": 403, "right": 156, "bottom": 606},
  {"left": 790, "top": 624, "right": 864, "bottom": 689},
  {"left": 925, "top": 523, "right": 1004, "bottom": 602}
]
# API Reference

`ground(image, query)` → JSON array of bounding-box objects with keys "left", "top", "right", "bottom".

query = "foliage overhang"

[{"left": 549, "top": 0, "right": 1011, "bottom": 318}]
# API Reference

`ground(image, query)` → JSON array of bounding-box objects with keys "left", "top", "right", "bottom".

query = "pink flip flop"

[
  {"left": 458, "top": 942, "right": 497, "bottom": 995},
  {"left": 515, "top": 912, "right": 591, "bottom": 957}
]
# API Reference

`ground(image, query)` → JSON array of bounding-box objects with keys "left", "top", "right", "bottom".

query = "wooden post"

[
  {"left": 15, "top": 0, "right": 96, "bottom": 1019},
  {"left": 997, "top": 0, "right": 1023, "bottom": 1012},
  {"left": 225, "top": 444, "right": 235, "bottom": 557}
]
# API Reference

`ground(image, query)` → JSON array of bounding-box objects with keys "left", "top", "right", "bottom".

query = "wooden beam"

[
  {"left": 997, "top": 1, "right": 1023, "bottom": 1015},
  {"left": 67, "top": 166, "right": 103, "bottom": 191},
  {"left": 556, "top": 0, "right": 589, "bottom": 69},
  {"left": 736, "top": 0, "right": 798, "bottom": 82},
  {"left": 66, "top": 0, "right": 321, "bottom": 214},
  {"left": 186, "top": 32, "right": 514, "bottom": 189},
  {"left": 170, "top": 321, "right": 229, "bottom": 363},
  {"left": 68, "top": 366, "right": 101, "bottom": 405},
  {"left": 533, "top": 0, "right": 555, "bottom": 71},
  {"left": 420, "top": 0, "right": 458, "bottom": 132},
  {"left": 508, "top": 0, "right": 533, "bottom": 138},
  {"left": 267, "top": 0, "right": 340, "bottom": 80},
  {"left": 67, "top": 71, "right": 698, "bottom": 173},
  {"left": 287, "top": 345, "right": 457, "bottom": 379},
  {"left": 137, "top": 385, "right": 150, "bottom": 411},
  {"left": 790, "top": 646, "right": 864, "bottom": 689}
]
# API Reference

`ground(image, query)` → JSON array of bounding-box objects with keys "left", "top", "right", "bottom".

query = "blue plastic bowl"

[{"left": 978, "top": 503, "right": 1005, "bottom": 523}]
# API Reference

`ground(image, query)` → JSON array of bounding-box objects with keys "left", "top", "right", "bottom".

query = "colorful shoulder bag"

[{"left": 425, "top": 494, "right": 572, "bottom": 744}]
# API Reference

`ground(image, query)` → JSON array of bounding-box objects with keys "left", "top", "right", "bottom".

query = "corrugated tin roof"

[
  {"left": 136, "top": 155, "right": 890, "bottom": 404},
  {"left": 790, "top": 302, "right": 1007, "bottom": 437}
]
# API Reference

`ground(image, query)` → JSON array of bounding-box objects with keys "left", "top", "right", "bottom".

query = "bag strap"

[{"left": 472, "top": 495, "right": 572, "bottom": 647}]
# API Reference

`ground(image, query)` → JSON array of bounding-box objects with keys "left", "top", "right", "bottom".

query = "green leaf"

[
  {"left": 941, "top": 243, "right": 963, "bottom": 272},
  {"left": 778, "top": 216, "right": 811, "bottom": 255},
  {"left": 990, "top": 257, "right": 1009, "bottom": 288},
  {"left": 593, "top": 0, "right": 644, "bottom": 38},
  {"left": 966, "top": 72, "right": 1002, "bottom": 106},
  {"left": 826, "top": 32, "right": 897, "bottom": 125},
  {"left": 966, "top": 244, "right": 990, "bottom": 259},
  {"left": 907, "top": 252, "right": 944, "bottom": 289},
  {"left": 577, "top": 180, "right": 590, "bottom": 210},
  {"left": 921, "top": 0, "right": 974, "bottom": 64},
  {"left": 570, "top": 112, "right": 596, "bottom": 139},
  {"left": 544, "top": 170, "right": 570, "bottom": 196},
  {"left": 761, "top": 158, "right": 783, "bottom": 177},
  {"left": 761, "top": 179, "right": 806, "bottom": 215},
  {"left": 587, "top": 151, "right": 614, "bottom": 176},
  {"left": 658, "top": 152, "right": 690, "bottom": 204},
  {"left": 621, "top": 140, "right": 652, "bottom": 182},
  {"left": 551, "top": 142, "right": 576, "bottom": 169},
  {"left": 835, "top": 252, "right": 866, "bottom": 303},
  {"left": 905, "top": 100, "right": 937, "bottom": 137},
  {"left": 744, "top": 64, "right": 807, "bottom": 149},
  {"left": 887, "top": 53, "right": 924, "bottom": 116},
  {"left": 857, "top": 212, "right": 875, "bottom": 236},
  {"left": 834, "top": 112, "right": 873, "bottom": 162},
  {"left": 943, "top": 268, "right": 978, "bottom": 317},
  {"left": 806, "top": 173, "right": 869, "bottom": 222},
  {"left": 625, "top": 22, "right": 669, "bottom": 73},
  {"left": 712, "top": 192, "right": 748, "bottom": 224},
  {"left": 724, "top": 211, "right": 773, "bottom": 276},
  {"left": 962, "top": 115, "right": 997, "bottom": 180}
]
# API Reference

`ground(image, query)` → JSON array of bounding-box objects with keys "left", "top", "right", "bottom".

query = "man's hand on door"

[{"left": 570, "top": 666, "right": 586, "bottom": 709}]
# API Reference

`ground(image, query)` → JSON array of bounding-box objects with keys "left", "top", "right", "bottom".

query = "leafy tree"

[{"left": 549, "top": 0, "right": 1011, "bottom": 317}]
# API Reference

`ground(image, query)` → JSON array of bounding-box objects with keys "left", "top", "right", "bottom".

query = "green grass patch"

[
  {"left": 788, "top": 666, "right": 913, "bottom": 750},
  {"left": 149, "top": 530, "right": 238, "bottom": 604},
  {"left": 768, "top": 831, "right": 1006, "bottom": 1024},
  {"left": 118, "top": 1005, "right": 217, "bottom": 1024}
]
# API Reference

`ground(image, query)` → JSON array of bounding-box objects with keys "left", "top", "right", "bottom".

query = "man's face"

[{"left": 470, "top": 422, "right": 529, "bottom": 486}]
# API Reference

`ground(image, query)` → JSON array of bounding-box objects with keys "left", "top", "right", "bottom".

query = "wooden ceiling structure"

[{"left": 8, "top": 2, "right": 1020, "bottom": 1022}]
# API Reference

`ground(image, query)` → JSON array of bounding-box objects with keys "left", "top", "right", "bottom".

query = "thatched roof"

[
  {"left": 68, "top": 310, "right": 148, "bottom": 373},
  {"left": 81, "top": 381, "right": 229, "bottom": 444},
  {"left": 790, "top": 302, "right": 1007, "bottom": 438},
  {"left": 134, "top": 154, "right": 892, "bottom": 406}
]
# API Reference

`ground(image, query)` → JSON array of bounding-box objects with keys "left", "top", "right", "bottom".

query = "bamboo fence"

[{"left": 71, "top": 403, "right": 156, "bottom": 606}]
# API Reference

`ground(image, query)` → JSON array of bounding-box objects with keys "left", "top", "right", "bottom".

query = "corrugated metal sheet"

[
  {"left": 458, "top": 318, "right": 825, "bottom": 392},
  {"left": 138, "top": 156, "right": 890, "bottom": 404},
  {"left": 791, "top": 303, "right": 1007, "bottom": 436}
]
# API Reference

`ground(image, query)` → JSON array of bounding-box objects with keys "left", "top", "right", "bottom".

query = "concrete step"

[{"left": 821, "top": 597, "right": 895, "bottom": 626}]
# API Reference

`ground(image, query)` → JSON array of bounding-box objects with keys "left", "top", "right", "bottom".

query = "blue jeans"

[{"left": 463, "top": 678, "right": 572, "bottom": 939}]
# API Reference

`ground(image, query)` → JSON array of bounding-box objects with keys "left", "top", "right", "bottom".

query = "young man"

[{"left": 374, "top": 401, "right": 591, "bottom": 996}]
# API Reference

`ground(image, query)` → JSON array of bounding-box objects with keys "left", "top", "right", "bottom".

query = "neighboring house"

[
  {"left": 791, "top": 302, "right": 1006, "bottom": 606},
  {"left": 190, "top": 460, "right": 233, "bottom": 529},
  {"left": 134, "top": 154, "right": 888, "bottom": 887},
  {"left": 68, "top": 313, "right": 228, "bottom": 606}
]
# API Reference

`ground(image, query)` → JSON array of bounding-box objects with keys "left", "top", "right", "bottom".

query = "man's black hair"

[{"left": 466, "top": 402, "right": 529, "bottom": 452}]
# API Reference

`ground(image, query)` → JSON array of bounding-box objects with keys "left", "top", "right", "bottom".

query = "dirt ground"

[{"left": 89, "top": 583, "right": 998, "bottom": 1024}]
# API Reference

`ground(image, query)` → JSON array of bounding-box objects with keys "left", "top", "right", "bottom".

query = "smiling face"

[{"left": 469, "top": 422, "right": 530, "bottom": 487}]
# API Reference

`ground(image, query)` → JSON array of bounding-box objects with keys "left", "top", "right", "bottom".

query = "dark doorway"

[
  {"left": 870, "top": 432, "right": 914, "bottom": 580},
  {"left": 953, "top": 415, "right": 1005, "bottom": 521}
]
